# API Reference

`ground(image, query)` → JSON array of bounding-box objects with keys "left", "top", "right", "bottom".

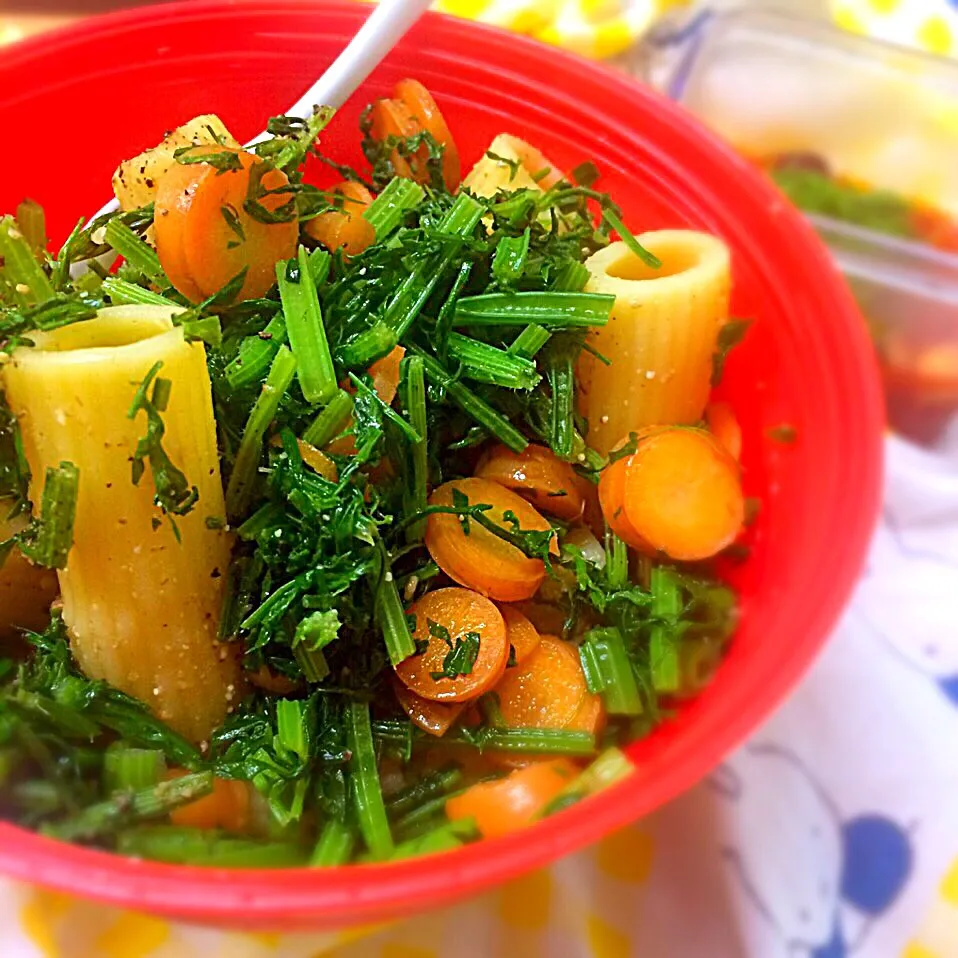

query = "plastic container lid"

[
  {"left": 664, "top": 7, "right": 958, "bottom": 444},
  {"left": 0, "top": 0, "right": 883, "bottom": 931}
]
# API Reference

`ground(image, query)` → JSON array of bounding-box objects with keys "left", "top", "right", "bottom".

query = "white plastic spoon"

[{"left": 87, "top": 0, "right": 434, "bottom": 223}]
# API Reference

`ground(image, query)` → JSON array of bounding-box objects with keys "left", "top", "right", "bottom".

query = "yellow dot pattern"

[
  {"left": 379, "top": 945, "right": 440, "bottom": 958},
  {"left": 497, "top": 869, "right": 554, "bottom": 930},
  {"left": 902, "top": 945, "right": 942, "bottom": 958},
  {"left": 918, "top": 14, "right": 954, "bottom": 55},
  {"left": 596, "top": 828, "right": 655, "bottom": 885},
  {"left": 833, "top": 5, "right": 868, "bottom": 36},
  {"left": 586, "top": 913, "right": 632, "bottom": 958},
  {"left": 941, "top": 857, "right": 958, "bottom": 906},
  {"left": 95, "top": 912, "right": 171, "bottom": 958},
  {"left": 433, "top": 0, "right": 682, "bottom": 60},
  {"left": 20, "top": 889, "right": 72, "bottom": 958},
  {"left": 829, "top": 0, "right": 958, "bottom": 56}
]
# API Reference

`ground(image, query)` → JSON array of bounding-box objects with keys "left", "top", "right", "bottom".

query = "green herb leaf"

[{"left": 711, "top": 319, "right": 752, "bottom": 388}]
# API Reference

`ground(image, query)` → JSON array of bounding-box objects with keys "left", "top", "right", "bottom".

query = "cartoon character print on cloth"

[
  {"left": 855, "top": 437, "right": 958, "bottom": 707},
  {"left": 710, "top": 743, "right": 913, "bottom": 958}
]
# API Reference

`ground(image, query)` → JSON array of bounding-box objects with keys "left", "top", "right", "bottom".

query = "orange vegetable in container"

[
  {"left": 704, "top": 401, "right": 743, "bottom": 462},
  {"left": 305, "top": 180, "right": 376, "bottom": 256},
  {"left": 499, "top": 605, "right": 541, "bottom": 664},
  {"left": 476, "top": 443, "right": 586, "bottom": 521},
  {"left": 494, "top": 635, "right": 597, "bottom": 731},
  {"left": 597, "top": 455, "right": 645, "bottom": 545},
  {"left": 154, "top": 145, "right": 298, "bottom": 302},
  {"left": 368, "top": 79, "right": 460, "bottom": 191},
  {"left": 325, "top": 345, "right": 405, "bottom": 456},
  {"left": 598, "top": 427, "right": 744, "bottom": 561},
  {"left": 167, "top": 771, "right": 251, "bottom": 835},
  {"left": 394, "top": 587, "right": 509, "bottom": 703},
  {"left": 393, "top": 678, "right": 465, "bottom": 737},
  {"left": 445, "top": 759, "right": 579, "bottom": 838},
  {"left": 425, "top": 477, "right": 557, "bottom": 602}
]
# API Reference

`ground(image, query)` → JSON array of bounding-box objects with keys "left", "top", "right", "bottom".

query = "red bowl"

[{"left": 0, "top": 0, "right": 882, "bottom": 931}]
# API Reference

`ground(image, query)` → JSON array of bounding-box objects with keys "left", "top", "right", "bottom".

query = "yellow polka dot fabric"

[
  {"left": 5, "top": 5, "right": 958, "bottom": 958},
  {"left": 902, "top": 858, "right": 958, "bottom": 958},
  {"left": 432, "top": 0, "right": 690, "bottom": 59},
  {"left": 3, "top": 826, "right": 658, "bottom": 957},
  {"left": 830, "top": 0, "right": 958, "bottom": 56}
]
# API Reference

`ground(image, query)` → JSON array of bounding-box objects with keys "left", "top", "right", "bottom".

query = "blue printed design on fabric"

[
  {"left": 711, "top": 744, "right": 913, "bottom": 958},
  {"left": 858, "top": 507, "right": 958, "bottom": 709}
]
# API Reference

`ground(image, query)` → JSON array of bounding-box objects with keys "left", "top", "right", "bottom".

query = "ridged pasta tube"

[
  {"left": 463, "top": 134, "right": 549, "bottom": 198},
  {"left": 0, "top": 506, "right": 59, "bottom": 639},
  {"left": 2, "top": 306, "right": 241, "bottom": 742},
  {"left": 577, "top": 232, "right": 732, "bottom": 456}
]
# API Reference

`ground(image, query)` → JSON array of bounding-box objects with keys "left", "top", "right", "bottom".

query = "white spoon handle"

[
  {"left": 88, "top": 0, "right": 433, "bottom": 223},
  {"left": 286, "top": 0, "right": 434, "bottom": 115}
]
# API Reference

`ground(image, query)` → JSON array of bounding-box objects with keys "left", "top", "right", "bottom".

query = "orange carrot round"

[
  {"left": 476, "top": 443, "right": 586, "bottom": 521},
  {"left": 154, "top": 146, "right": 298, "bottom": 303},
  {"left": 369, "top": 80, "right": 460, "bottom": 191},
  {"left": 369, "top": 344, "right": 405, "bottom": 406},
  {"left": 167, "top": 771, "right": 251, "bottom": 834},
  {"left": 426, "top": 477, "right": 556, "bottom": 602},
  {"left": 494, "top": 635, "right": 588, "bottom": 729},
  {"left": 597, "top": 455, "right": 645, "bottom": 544},
  {"left": 324, "top": 345, "right": 405, "bottom": 456},
  {"left": 247, "top": 665, "right": 301, "bottom": 696},
  {"left": 394, "top": 587, "right": 509, "bottom": 703},
  {"left": 368, "top": 96, "right": 417, "bottom": 180},
  {"left": 393, "top": 677, "right": 465, "bottom": 737},
  {"left": 566, "top": 691, "right": 606, "bottom": 737},
  {"left": 393, "top": 79, "right": 461, "bottom": 191},
  {"left": 705, "top": 401, "right": 743, "bottom": 462},
  {"left": 296, "top": 440, "right": 338, "bottom": 481},
  {"left": 445, "top": 759, "right": 579, "bottom": 838},
  {"left": 305, "top": 180, "right": 376, "bottom": 256},
  {"left": 499, "top": 605, "right": 541, "bottom": 664},
  {"left": 607, "top": 427, "right": 744, "bottom": 561}
]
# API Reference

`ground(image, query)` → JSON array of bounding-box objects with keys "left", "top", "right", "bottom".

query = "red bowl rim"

[{"left": 0, "top": 0, "right": 883, "bottom": 928}]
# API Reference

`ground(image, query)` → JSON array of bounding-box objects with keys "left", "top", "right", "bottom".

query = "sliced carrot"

[
  {"left": 494, "top": 635, "right": 588, "bottom": 729},
  {"left": 395, "top": 587, "right": 509, "bottom": 703},
  {"left": 511, "top": 600, "right": 568, "bottom": 638},
  {"left": 393, "top": 677, "right": 465, "bottom": 737},
  {"left": 324, "top": 345, "right": 406, "bottom": 456},
  {"left": 369, "top": 80, "right": 460, "bottom": 191},
  {"left": 499, "top": 605, "right": 541, "bottom": 664},
  {"left": 247, "top": 664, "right": 301, "bottom": 695},
  {"left": 476, "top": 443, "right": 585, "bottom": 521},
  {"left": 167, "top": 770, "right": 251, "bottom": 834},
  {"left": 154, "top": 145, "right": 298, "bottom": 303},
  {"left": 445, "top": 759, "right": 579, "bottom": 838},
  {"left": 705, "top": 401, "right": 743, "bottom": 462},
  {"left": 269, "top": 434, "right": 339, "bottom": 481},
  {"left": 609, "top": 427, "right": 744, "bottom": 561},
  {"left": 368, "top": 97, "right": 417, "bottom": 180},
  {"left": 296, "top": 440, "right": 338, "bottom": 481},
  {"left": 393, "top": 79, "right": 461, "bottom": 191},
  {"left": 369, "top": 344, "right": 405, "bottom": 406},
  {"left": 426, "top": 477, "right": 556, "bottom": 602},
  {"left": 566, "top": 691, "right": 606, "bottom": 737},
  {"left": 305, "top": 180, "right": 376, "bottom": 256},
  {"left": 597, "top": 455, "right": 645, "bottom": 544}
]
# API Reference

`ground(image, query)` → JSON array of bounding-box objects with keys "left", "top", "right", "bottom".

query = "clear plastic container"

[{"left": 660, "top": 7, "right": 958, "bottom": 444}]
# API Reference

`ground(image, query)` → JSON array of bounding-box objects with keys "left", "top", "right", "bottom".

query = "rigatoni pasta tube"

[
  {"left": 2, "top": 306, "right": 241, "bottom": 742},
  {"left": 463, "top": 134, "right": 550, "bottom": 198},
  {"left": 0, "top": 506, "right": 59, "bottom": 639},
  {"left": 577, "top": 232, "right": 732, "bottom": 456}
]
